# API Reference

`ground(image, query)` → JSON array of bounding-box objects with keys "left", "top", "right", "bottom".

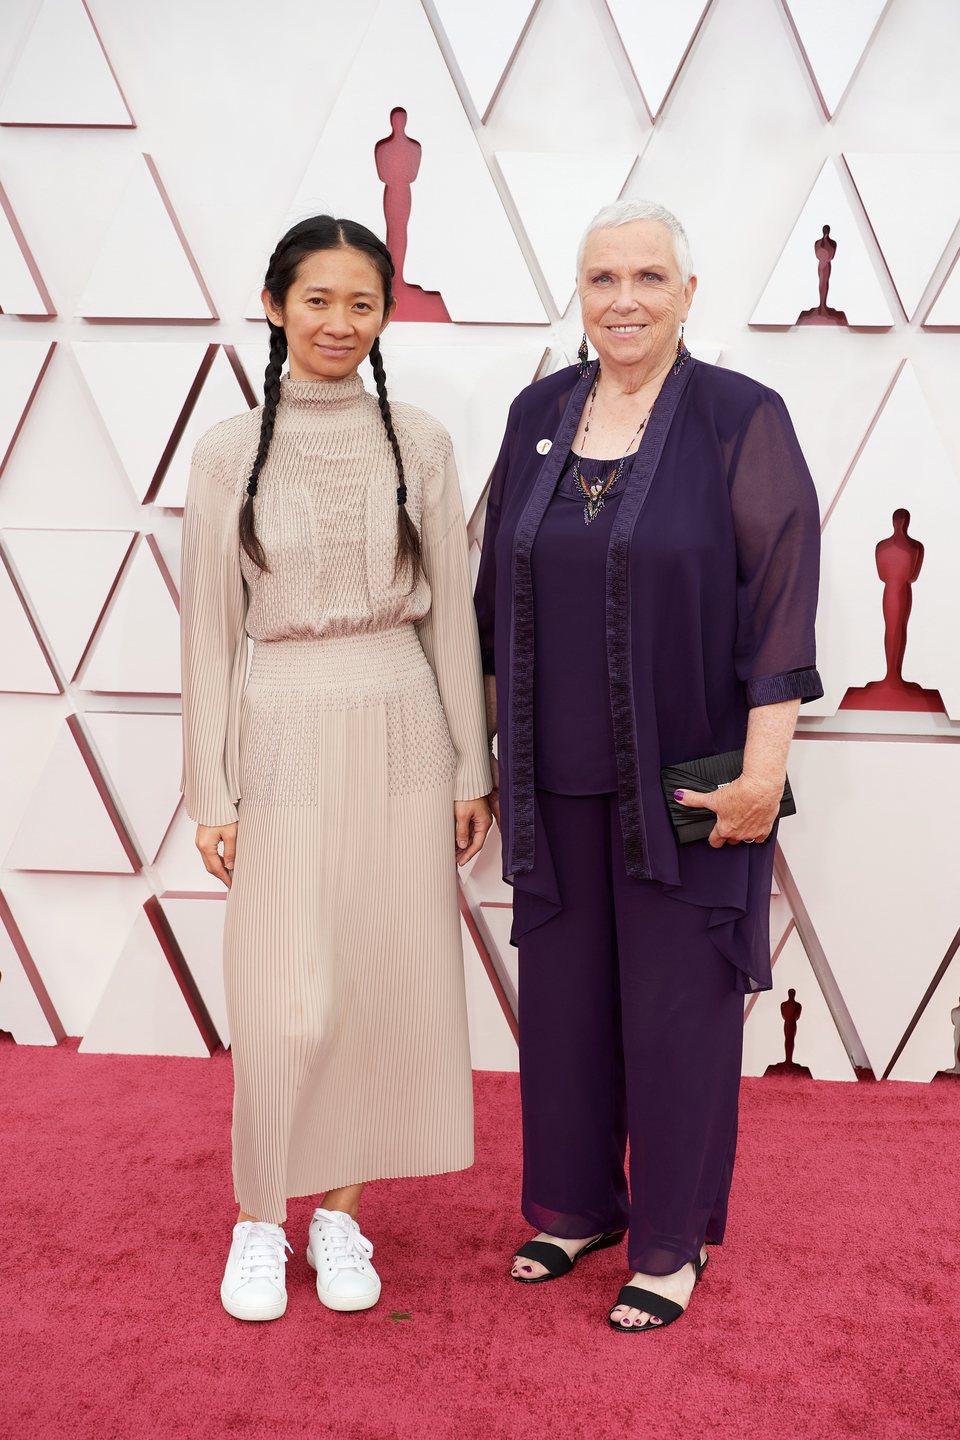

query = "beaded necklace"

[{"left": 572, "top": 371, "right": 649, "bottom": 526}]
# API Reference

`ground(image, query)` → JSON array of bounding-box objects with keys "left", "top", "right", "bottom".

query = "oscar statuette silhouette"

[
  {"left": 374, "top": 107, "right": 450, "bottom": 322},
  {"left": 797, "top": 224, "right": 848, "bottom": 326},
  {"left": 764, "top": 988, "right": 812, "bottom": 1077},
  {"left": 841, "top": 509, "right": 944, "bottom": 712},
  {"left": 934, "top": 997, "right": 960, "bottom": 1081}
]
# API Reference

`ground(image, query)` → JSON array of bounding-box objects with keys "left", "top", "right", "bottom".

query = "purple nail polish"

[{"left": 673, "top": 790, "right": 684, "bottom": 801}]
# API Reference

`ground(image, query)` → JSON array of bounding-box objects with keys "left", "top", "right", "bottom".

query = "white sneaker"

[
  {"left": 306, "top": 1208, "right": 381, "bottom": 1312},
  {"left": 220, "top": 1221, "right": 291, "bottom": 1322}
]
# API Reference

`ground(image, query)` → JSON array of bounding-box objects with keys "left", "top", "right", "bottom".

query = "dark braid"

[
  {"left": 239, "top": 323, "right": 287, "bottom": 572},
  {"left": 239, "top": 215, "right": 421, "bottom": 586},
  {"left": 370, "top": 336, "right": 422, "bottom": 586}
]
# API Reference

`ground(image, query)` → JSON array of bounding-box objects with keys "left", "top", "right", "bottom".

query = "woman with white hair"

[{"left": 474, "top": 199, "right": 823, "bottom": 1332}]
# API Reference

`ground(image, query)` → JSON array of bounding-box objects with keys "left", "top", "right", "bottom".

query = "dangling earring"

[
  {"left": 578, "top": 332, "right": 589, "bottom": 376},
  {"left": 673, "top": 324, "right": 687, "bottom": 375}
]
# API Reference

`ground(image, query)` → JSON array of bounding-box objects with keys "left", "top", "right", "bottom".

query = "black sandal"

[
  {"left": 607, "top": 1250, "right": 709, "bottom": 1331},
  {"left": 511, "top": 1230, "right": 626, "bottom": 1284}
]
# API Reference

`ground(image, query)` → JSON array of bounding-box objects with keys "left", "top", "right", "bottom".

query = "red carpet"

[{"left": 2, "top": 1039, "right": 958, "bottom": 1440}]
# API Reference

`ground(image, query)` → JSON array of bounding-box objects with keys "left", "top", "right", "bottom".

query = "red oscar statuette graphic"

[
  {"left": 375, "top": 107, "right": 450, "bottom": 322},
  {"left": 934, "top": 998, "right": 960, "bottom": 1081},
  {"left": 764, "top": 988, "right": 812, "bottom": 1078},
  {"left": 797, "top": 224, "right": 848, "bottom": 327},
  {"left": 841, "top": 508, "right": 944, "bottom": 712}
]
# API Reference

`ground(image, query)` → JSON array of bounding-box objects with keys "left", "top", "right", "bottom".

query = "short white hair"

[{"left": 576, "top": 199, "right": 694, "bottom": 284}]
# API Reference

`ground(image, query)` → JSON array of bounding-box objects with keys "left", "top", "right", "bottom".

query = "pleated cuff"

[
  {"left": 181, "top": 784, "right": 239, "bottom": 829},
  {"left": 455, "top": 752, "right": 493, "bottom": 804},
  {"left": 745, "top": 667, "right": 824, "bottom": 708}
]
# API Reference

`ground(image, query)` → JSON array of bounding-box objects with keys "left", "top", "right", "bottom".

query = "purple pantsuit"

[{"left": 474, "top": 358, "right": 823, "bottom": 1274}]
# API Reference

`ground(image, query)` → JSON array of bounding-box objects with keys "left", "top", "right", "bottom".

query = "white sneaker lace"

[
  {"left": 239, "top": 1223, "right": 292, "bottom": 1283},
  {"left": 313, "top": 1209, "right": 374, "bottom": 1273}
]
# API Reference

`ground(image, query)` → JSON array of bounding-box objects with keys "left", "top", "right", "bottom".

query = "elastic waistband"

[{"left": 248, "top": 625, "right": 428, "bottom": 688}]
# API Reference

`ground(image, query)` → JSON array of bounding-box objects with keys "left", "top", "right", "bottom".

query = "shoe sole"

[
  {"left": 305, "top": 1245, "right": 381, "bottom": 1312},
  {"left": 220, "top": 1286, "right": 287, "bottom": 1322}
]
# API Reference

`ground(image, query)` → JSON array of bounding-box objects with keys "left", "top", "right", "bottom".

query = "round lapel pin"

[{"left": 536, "top": 438, "right": 552, "bottom": 455}]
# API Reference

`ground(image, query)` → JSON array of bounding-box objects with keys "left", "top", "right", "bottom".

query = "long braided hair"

[{"left": 240, "top": 216, "right": 421, "bottom": 585}]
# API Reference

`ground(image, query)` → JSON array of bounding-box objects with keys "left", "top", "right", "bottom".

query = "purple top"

[
  {"left": 474, "top": 357, "right": 824, "bottom": 993},
  {"left": 532, "top": 450, "right": 633, "bottom": 793}
]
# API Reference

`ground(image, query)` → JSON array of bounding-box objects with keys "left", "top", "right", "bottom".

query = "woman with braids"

[{"left": 179, "top": 216, "right": 492, "bottom": 1323}]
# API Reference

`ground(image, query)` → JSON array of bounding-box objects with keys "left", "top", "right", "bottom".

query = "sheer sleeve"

[
  {"left": 473, "top": 397, "right": 521, "bottom": 676},
  {"left": 179, "top": 445, "right": 248, "bottom": 826},
  {"left": 728, "top": 389, "right": 824, "bottom": 708},
  {"left": 416, "top": 436, "right": 492, "bottom": 803}
]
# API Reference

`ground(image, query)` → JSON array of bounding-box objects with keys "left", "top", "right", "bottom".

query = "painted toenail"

[{"left": 521, "top": 1264, "right": 532, "bottom": 1272}]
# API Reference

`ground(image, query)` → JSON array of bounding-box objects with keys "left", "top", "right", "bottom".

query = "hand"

[
  {"left": 196, "top": 823, "right": 238, "bottom": 887},
  {"left": 454, "top": 797, "right": 493, "bottom": 866},
  {"left": 674, "top": 775, "right": 781, "bottom": 849},
  {"left": 488, "top": 753, "right": 500, "bottom": 828}
]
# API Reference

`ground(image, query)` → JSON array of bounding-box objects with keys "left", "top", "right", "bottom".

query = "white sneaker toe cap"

[{"left": 221, "top": 1278, "right": 287, "bottom": 1322}]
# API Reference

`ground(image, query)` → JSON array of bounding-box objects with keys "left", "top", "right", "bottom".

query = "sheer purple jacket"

[{"left": 473, "top": 357, "right": 824, "bottom": 992}]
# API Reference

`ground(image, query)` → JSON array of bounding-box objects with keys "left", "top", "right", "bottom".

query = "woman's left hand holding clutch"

[{"left": 675, "top": 774, "right": 783, "bottom": 847}]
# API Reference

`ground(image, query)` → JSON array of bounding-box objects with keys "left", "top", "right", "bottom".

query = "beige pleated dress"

[{"left": 179, "top": 374, "right": 491, "bottom": 1223}]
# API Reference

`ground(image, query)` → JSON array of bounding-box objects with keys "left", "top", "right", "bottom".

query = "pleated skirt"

[{"left": 223, "top": 626, "right": 473, "bottom": 1223}]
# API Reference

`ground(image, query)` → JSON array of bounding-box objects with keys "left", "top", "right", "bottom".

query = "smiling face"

[
  {"left": 262, "top": 245, "right": 394, "bottom": 381},
  {"left": 578, "top": 219, "right": 696, "bottom": 380}
]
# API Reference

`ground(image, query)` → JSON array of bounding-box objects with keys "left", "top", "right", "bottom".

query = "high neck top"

[
  {"left": 278, "top": 372, "right": 369, "bottom": 414},
  {"left": 180, "top": 378, "right": 491, "bottom": 824}
]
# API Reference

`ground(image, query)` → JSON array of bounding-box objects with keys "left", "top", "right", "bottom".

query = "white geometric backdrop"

[{"left": 2, "top": 0, "right": 959, "bottom": 1085}]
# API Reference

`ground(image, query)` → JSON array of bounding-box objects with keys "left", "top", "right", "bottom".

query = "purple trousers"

[{"left": 514, "top": 791, "right": 745, "bottom": 1276}]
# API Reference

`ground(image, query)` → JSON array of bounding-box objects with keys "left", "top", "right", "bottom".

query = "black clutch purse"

[{"left": 660, "top": 748, "right": 795, "bottom": 844}]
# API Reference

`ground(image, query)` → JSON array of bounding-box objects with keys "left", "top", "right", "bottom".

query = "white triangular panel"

[
  {"left": 888, "top": 951, "right": 960, "bottom": 1082},
  {"left": 0, "top": 872, "right": 148, "bottom": 1035},
  {"left": 85, "top": 713, "right": 182, "bottom": 863},
  {"left": 782, "top": 0, "right": 889, "bottom": 117},
  {"left": 777, "top": 740, "right": 960, "bottom": 1078},
  {"left": 460, "top": 916, "right": 518, "bottom": 1072},
  {"left": 431, "top": 0, "right": 539, "bottom": 120},
  {"left": 77, "top": 155, "right": 216, "bottom": 320},
  {"left": 154, "top": 348, "right": 251, "bottom": 509},
  {"left": 811, "top": 364, "right": 960, "bottom": 718},
  {"left": 845, "top": 154, "right": 960, "bottom": 320},
  {"left": 361, "top": 339, "right": 547, "bottom": 520},
  {"left": 234, "top": 342, "right": 270, "bottom": 398},
  {"left": 78, "top": 539, "right": 181, "bottom": 696},
  {"left": 79, "top": 910, "right": 208, "bottom": 1056},
  {"left": 731, "top": 351, "right": 900, "bottom": 517},
  {"left": 160, "top": 895, "right": 229, "bottom": 1047},
  {"left": 3, "top": 529, "right": 133, "bottom": 680},
  {"left": 0, "top": 185, "right": 55, "bottom": 315},
  {"left": 769, "top": 893, "right": 794, "bottom": 958},
  {"left": 925, "top": 250, "right": 960, "bottom": 327},
  {"left": 73, "top": 341, "right": 207, "bottom": 500},
  {"left": 153, "top": 806, "right": 227, "bottom": 895},
  {"left": 0, "top": 341, "right": 55, "bottom": 475},
  {"left": 247, "top": 0, "right": 544, "bottom": 324},
  {"left": 0, "top": 904, "right": 59, "bottom": 1044},
  {"left": 476, "top": 902, "right": 519, "bottom": 1012},
  {"left": 4, "top": 725, "right": 133, "bottom": 872},
  {"left": 0, "top": 0, "right": 134, "bottom": 127},
  {"left": 743, "top": 930, "right": 855, "bottom": 1080},
  {"left": 0, "top": 557, "right": 59, "bottom": 693},
  {"left": 751, "top": 160, "right": 894, "bottom": 327},
  {"left": 497, "top": 151, "right": 637, "bottom": 312},
  {"left": 606, "top": 0, "right": 713, "bottom": 118}
]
